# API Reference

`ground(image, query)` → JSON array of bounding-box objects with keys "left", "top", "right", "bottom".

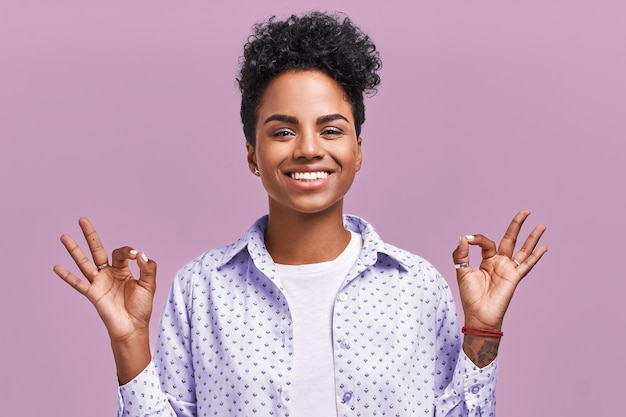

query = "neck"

[{"left": 265, "top": 201, "right": 351, "bottom": 265}]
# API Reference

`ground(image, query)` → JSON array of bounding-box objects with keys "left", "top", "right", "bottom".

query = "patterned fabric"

[{"left": 118, "top": 215, "right": 497, "bottom": 417}]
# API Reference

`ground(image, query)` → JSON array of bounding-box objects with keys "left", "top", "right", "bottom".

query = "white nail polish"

[
  {"left": 141, "top": 253, "right": 148, "bottom": 262},
  {"left": 465, "top": 235, "right": 475, "bottom": 240},
  {"left": 130, "top": 250, "right": 138, "bottom": 255}
]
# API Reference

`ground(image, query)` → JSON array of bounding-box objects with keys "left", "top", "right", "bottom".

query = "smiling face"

[{"left": 247, "top": 70, "right": 362, "bottom": 218}]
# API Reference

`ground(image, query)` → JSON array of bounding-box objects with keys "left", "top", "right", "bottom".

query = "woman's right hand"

[{"left": 53, "top": 217, "right": 156, "bottom": 383}]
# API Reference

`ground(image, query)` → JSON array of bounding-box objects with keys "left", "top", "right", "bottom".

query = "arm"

[
  {"left": 55, "top": 218, "right": 185, "bottom": 415},
  {"left": 433, "top": 275, "right": 498, "bottom": 417},
  {"left": 434, "top": 210, "right": 546, "bottom": 416},
  {"left": 118, "top": 272, "right": 197, "bottom": 417},
  {"left": 55, "top": 218, "right": 200, "bottom": 416},
  {"left": 453, "top": 209, "right": 548, "bottom": 367}
]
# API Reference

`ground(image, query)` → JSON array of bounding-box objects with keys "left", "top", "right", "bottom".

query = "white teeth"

[{"left": 290, "top": 171, "right": 329, "bottom": 180}]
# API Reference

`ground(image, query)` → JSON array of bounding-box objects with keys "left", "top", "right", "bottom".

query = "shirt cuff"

[
  {"left": 117, "top": 360, "right": 167, "bottom": 417},
  {"left": 457, "top": 351, "right": 497, "bottom": 413}
]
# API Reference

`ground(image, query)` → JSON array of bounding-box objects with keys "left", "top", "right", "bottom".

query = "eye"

[
  {"left": 271, "top": 128, "right": 295, "bottom": 139},
  {"left": 321, "top": 127, "right": 344, "bottom": 137}
]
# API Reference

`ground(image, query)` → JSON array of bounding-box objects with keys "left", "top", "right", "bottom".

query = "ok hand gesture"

[
  {"left": 453, "top": 209, "right": 547, "bottom": 333},
  {"left": 53, "top": 218, "right": 156, "bottom": 383}
]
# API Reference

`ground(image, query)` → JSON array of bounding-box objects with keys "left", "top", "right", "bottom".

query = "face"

[{"left": 247, "top": 70, "right": 362, "bottom": 217}]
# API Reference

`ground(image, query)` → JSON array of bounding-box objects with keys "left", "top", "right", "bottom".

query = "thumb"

[
  {"left": 452, "top": 235, "right": 474, "bottom": 265},
  {"left": 452, "top": 235, "right": 475, "bottom": 279}
]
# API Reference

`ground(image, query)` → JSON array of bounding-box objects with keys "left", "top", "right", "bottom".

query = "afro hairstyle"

[{"left": 237, "top": 11, "right": 382, "bottom": 146}]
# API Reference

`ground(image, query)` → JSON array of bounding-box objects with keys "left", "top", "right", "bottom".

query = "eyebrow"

[
  {"left": 263, "top": 113, "right": 350, "bottom": 125},
  {"left": 317, "top": 113, "right": 349, "bottom": 124},
  {"left": 263, "top": 114, "right": 298, "bottom": 125}
]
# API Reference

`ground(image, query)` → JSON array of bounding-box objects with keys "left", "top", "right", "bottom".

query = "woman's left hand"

[{"left": 453, "top": 209, "right": 547, "bottom": 331}]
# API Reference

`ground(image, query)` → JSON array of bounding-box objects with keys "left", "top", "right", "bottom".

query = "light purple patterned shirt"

[{"left": 118, "top": 215, "right": 496, "bottom": 416}]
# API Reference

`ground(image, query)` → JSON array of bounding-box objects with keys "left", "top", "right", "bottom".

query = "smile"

[{"left": 288, "top": 171, "right": 330, "bottom": 181}]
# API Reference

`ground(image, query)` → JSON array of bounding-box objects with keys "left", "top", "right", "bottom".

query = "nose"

[{"left": 293, "top": 130, "right": 324, "bottom": 160}]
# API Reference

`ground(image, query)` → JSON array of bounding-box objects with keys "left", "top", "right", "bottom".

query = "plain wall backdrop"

[{"left": 1, "top": 1, "right": 624, "bottom": 415}]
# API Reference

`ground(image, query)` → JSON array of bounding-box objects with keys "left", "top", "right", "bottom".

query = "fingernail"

[
  {"left": 141, "top": 253, "right": 148, "bottom": 262},
  {"left": 465, "top": 235, "right": 475, "bottom": 240},
  {"left": 130, "top": 250, "right": 138, "bottom": 256}
]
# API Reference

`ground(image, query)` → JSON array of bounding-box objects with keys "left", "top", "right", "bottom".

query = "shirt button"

[
  {"left": 470, "top": 384, "right": 481, "bottom": 395},
  {"left": 339, "top": 340, "right": 350, "bottom": 349},
  {"left": 342, "top": 391, "right": 353, "bottom": 403},
  {"left": 338, "top": 293, "right": 348, "bottom": 301}
]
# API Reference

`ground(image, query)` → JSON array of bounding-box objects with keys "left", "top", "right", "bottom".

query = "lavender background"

[{"left": 1, "top": 1, "right": 624, "bottom": 415}]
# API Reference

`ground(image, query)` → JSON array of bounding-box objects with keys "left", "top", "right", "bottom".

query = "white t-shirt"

[{"left": 275, "top": 231, "right": 362, "bottom": 417}]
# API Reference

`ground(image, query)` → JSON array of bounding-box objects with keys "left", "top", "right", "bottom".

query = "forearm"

[
  {"left": 111, "top": 330, "right": 152, "bottom": 385},
  {"left": 462, "top": 331, "right": 501, "bottom": 368}
]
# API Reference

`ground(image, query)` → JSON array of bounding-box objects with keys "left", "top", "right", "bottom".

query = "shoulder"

[
  {"left": 380, "top": 242, "right": 446, "bottom": 283},
  {"left": 171, "top": 216, "right": 268, "bottom": 289},
  {"left": 347, "top": 215, "right": 442, "bottom": 271},
  {"left": 346, "top": 214, "right": 449, "bottom": 290}
]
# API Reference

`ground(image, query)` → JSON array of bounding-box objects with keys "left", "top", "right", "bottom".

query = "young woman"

[{"left": 54, "top": 12, "right": 547, "bottom": 417}]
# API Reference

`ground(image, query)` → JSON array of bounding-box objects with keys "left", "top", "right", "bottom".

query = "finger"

[
  {"left": 515, "top": 245, "right": 548, "bottom": 278},
  {"left": 466, "top": 234, "right": 498, "bottom": 259},
  {"left": 78, "top": 217, "right": 109, "bottom": 266},
  {"left": 452, "top": 235, "right": 472, "bottom": 263},
  {"left": 135, "top": 251, "right": 157, "bottom": 291},
  {"left": 513, "top": 224, "right": 547, "bottom": 263},
  {"left": 111, "top": 246, "right": 137, "bottom": 269},
  {"left": 497, "top": 209, "right": 531, "bottom": 257},
  {"left": 53, "top": 264, "right": 90, "bottom": 296},
  {"left": 452, "top": 236, "right": 474, "bottom": 278},
  {"left": 59, "top": 233, "right": 99, "bottom": 281}
]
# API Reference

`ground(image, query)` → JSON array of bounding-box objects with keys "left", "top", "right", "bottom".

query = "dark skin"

[
  {"left": 454, "top": 209, "right": 547, "bottom": 366},
  {"left": 54, "top": 71, "right": 546, "bottom": 389},
  {"left": 53, "top": 219, "right": 155, "bottom": 383}
]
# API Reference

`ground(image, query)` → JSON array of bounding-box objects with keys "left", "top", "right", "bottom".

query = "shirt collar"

[{"left": 215, "top": 215, "right": 412, "bottom": 271}]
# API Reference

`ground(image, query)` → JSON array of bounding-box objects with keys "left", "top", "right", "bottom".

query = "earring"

[{"left": 254, "top": 167, "right": 260, "bottom": 176}]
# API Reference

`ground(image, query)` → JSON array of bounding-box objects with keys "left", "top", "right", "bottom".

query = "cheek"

[{"left": 254, "top": 145, "right": 282, "bottom": 172}]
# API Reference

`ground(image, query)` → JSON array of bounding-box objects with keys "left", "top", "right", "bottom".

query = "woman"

[{"left": 54, "top": 12, "right": 546, "bottom": 417}]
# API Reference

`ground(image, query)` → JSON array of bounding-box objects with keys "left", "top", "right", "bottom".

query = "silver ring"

[
  {"left": 513, "top": 259, "right": 521, "bottom": 267},
  {"left": 454, "top": 262, "right": 469, "bottom": 269},
  {"left": 97, "top": 262, "right": 110, "bottom": 271}
]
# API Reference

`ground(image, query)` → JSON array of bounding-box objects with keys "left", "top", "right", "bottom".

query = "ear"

[
  {"left": 246, "top": 142, "right": 258, "bottom": 174},
  {"left": 355, "top": 136, "right": 363, "bottom": 172}
]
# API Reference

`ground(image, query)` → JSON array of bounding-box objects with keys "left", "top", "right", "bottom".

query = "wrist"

[
  {"left": 461, "top": 319, "right": 503, "bottom": 368},
  {"left": 110, "top": 329, "right": 151, "bottom": 385},
  {"left": 110, "top": 327, "right": 150, "bottom": 346},
  {"left": 462, "top": 326, "right": 503, "bottom": 338},
  {"left": 463, "top": 316, "right": 503, "bottom": 332}
]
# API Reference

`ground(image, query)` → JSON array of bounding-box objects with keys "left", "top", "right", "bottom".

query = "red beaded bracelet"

[{"left": 461, "top": 326, "right": 504, "bottom": 338}]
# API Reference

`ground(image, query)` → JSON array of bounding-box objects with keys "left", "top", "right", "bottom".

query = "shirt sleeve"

[
  {"left": 117, "top": 268, "right": 197, "bottom": 417},
  {"left": 117, "top": 361, "right": 177, "bottom": 417},
  {"left": 435, "top": 352, "right": 497, "bottom": 416},
  {"left": 432, "top": 275, "right": 498, "bottom": 417}
]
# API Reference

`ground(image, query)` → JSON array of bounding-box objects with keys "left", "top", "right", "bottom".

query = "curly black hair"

[{"left": 238, "top": 11, "right": 382, "bottom": 146}]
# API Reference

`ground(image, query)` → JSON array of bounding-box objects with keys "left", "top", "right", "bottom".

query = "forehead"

[{"left": 258, "top": 70, "right": 354, "bottom": 121}]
